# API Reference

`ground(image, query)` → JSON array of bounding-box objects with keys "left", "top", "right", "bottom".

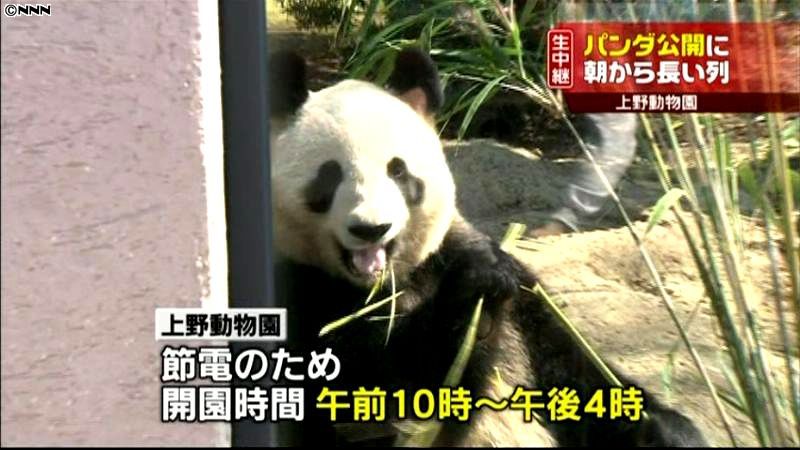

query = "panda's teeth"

[{"left": 351, "top": 245, "right": 387, "bottom": 275}]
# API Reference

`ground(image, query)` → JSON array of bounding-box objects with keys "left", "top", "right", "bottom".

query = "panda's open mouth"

[{"left": 338, "top": 239, "right": 397, "bottom": 278}]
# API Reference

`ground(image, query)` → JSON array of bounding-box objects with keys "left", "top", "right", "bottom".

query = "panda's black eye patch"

[
  {"left": 388, "top": 157, "right": 424, "bottom": 206},
  {"left": 304, "top": 160, "right": 343, "bottom": 213},
  {"left": 387, "top": 157, "right": 407, "bottom": 178}
]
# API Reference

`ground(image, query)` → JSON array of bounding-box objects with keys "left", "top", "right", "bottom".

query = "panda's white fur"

[
  {"left": 269, "top": 49, "right": 707, "bottom": 447},
  {"left": 272, "top": 79, "right": 456, "bottom": 286}
]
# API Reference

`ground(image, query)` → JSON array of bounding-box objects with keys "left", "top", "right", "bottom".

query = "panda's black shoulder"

[
  {"left": 411, "top": 219, "right": 537, "bottom": 320},
  {"left": 275, "top": 257, "right": 368, "bottom": 338},
  {"left": 432, "top": 220, "right": 524, "bottom": 271}
]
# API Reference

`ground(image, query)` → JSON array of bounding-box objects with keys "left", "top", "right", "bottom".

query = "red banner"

[{"left": 547, "top": 22, "right": 800, "bottom": 112}]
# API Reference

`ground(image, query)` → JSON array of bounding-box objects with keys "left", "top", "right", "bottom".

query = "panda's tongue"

[{"left": 352, "top": 246, "right": 387, "bottom": 275}]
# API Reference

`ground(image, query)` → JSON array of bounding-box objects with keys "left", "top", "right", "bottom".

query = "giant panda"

[{"left": 268, "top": 48, "right": 707, "bottom": 447}]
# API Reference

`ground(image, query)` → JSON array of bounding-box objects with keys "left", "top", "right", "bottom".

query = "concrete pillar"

[{"left": 1, "top": 0, "right": 226, "bottom": 445}]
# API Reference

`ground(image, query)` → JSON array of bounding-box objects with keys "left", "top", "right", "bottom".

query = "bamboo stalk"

[
  {"left": 536, "top": 77, "right": 738, "bottom": 444},
  {"left": 689, "top": 114, "right": 784, "bottom": 444},
  {"left": 747, "top": 115, "right": 800, "bottom": 436}
]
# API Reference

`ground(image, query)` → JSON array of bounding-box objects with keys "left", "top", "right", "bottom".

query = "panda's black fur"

[{"left": 270, "top": 48, "right": 707, "bottom": 447}]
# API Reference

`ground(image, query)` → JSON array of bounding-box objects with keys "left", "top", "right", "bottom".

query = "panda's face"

[{"left": 272, "top": 79, "right": 456, "bottom": 287}]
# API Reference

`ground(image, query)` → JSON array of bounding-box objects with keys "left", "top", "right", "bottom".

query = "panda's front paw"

[{"left": 441, "top": 241, "right": 520, "bottom": 318}]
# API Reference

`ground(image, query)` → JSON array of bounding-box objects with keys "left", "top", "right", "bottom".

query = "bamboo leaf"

[
  {"left": 645, "top": 188, "right": 686, "bottom": 237},
  {"left": 418, "top": 17, "right": 435, "bottom": 53},
  {"left": 661, "top": 352, "right": 675, "bottom": 400},
  {"left": 350, "top": 46, "right": 395, "bottom": 80},
  {"left": 355, "top": 0, "right": 382, "bottom": 44},
  {"left": 385, "top": 264, "right": 397, "bottom": 346},
  {"left": 789, "top": 169, "right": 800, "bottom": 205},
  {"left": 500, "top": 222, "right": 526, "bottom": 252},
  {"left": 444, "top": 298, "right": 484, "bottom": 386},
  {"left": 364, "top": 267, "right": 387, "bottom": 305},
  {"left": 737, "top": 163, "right": 760, "bottom": 200},
  {"left": 319, "top": 290, "right": 405, "bottom": 337},
  {"left": 373, "top": 50, "right": 398, "bottom": 86},
  {"left": 457, "top": 75, "right": 505, "bottom": 139}
]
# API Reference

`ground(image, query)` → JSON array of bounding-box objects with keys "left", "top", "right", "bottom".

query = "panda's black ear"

[
  {"left": 269, "top": 51, "right": 309, "bottom": 118},
  {"left": 387, "top": 48, "right": 444, "bottom": 117}
]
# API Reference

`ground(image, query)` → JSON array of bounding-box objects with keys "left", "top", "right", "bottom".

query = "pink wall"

[{"left": 1, "top": 0, "right": 224, "bottom": 445}]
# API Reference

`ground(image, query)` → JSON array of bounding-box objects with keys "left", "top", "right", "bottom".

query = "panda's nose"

[{"left": 348, "top": 222, "right": 392, "bottom": 243}]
